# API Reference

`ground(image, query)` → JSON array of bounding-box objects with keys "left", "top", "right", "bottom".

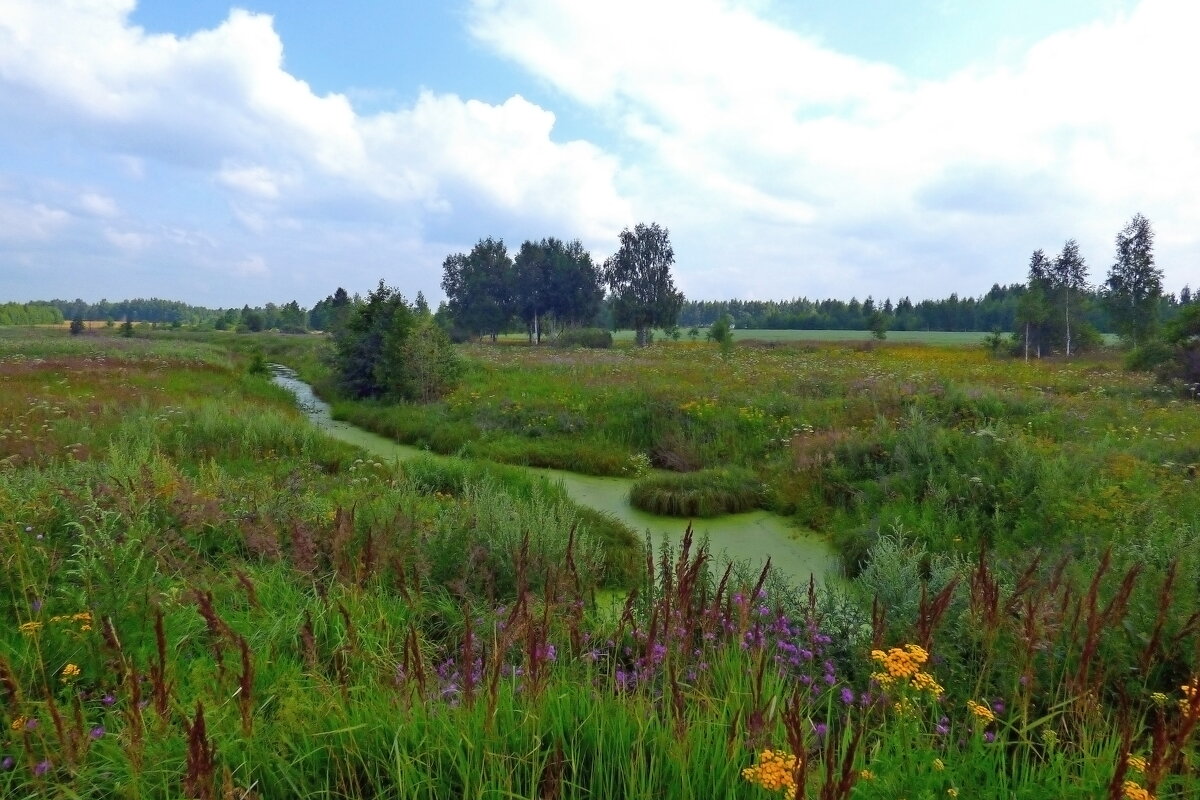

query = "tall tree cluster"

[
  {"left": 1014, "top": 239, "right": 1094, "bottom": 357},
  {"left": 603, "top": 222, "right": 684, "bottom": 347},
  {"left": 330, "top": 281, "right": 459, "bottom": 402},
  {"left": 439, "top": 224, "right": 677, "bottom": 345},
  {"left": 1104, "top": 213, "right": 1164, "bottom": 346}
]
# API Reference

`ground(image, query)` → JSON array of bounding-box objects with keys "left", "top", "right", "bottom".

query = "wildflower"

[
  {"left": 742, "top": 748, "right": 800, "bottom": 795},
  {"left": 840, "top": 687, "right": 855, "bottom": 705},
  {"left": 101, "top": 693, "right": 116, "bottom": 706},
  {"left": 10, "top": 716, "right": 27, "bottom": 731},
  {"left": 1127, "top": 754, "right": 1147, "bottom": 773},
  {"left": 89, "top": 725, "right": 105, "bottom": 739},
  {"left": 967, "top": 699, "right": 996, "bottom": 724},
  {"left": 932, "top": 758, "right": 945, "bottom": 772},
  {"left": 61, "top": 663, "right": 81, "bottom": 683},
  {"left": 1180, "top": 681, "right": 1199, "bottom": 719},
  {"left": 870, "top": 644, "right": 928, "bottom": 681},
  {"left": 18, "top": 621, "right": 43, "bottom": 635},
  {"left": 911, "top": 671, "right": 944, "bottom": 696},
  {"left": 1150, "top": 691, "right": 1168, "bottom": 707},
  {"left": 947, "top": 790, "right": 958, "bottom": 798},
  {"left": 859, "top": 769, "right": 875, "bottom": 781},
  {"left": 1, "top": 755, "right": 14, "bottom": 770},
  {"left": 1122, "top": 779, "right": 1155, "bottom": 800},
  {"left": 984, "top": 731, "right": 996, "bottom": 744},
  {"left": 33, "top": 760, "right": 50, "bottom": 776}
]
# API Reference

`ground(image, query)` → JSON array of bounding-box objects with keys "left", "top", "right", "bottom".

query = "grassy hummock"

[{"left": 629, "top": 466, "right": 765, "bottom": 517}]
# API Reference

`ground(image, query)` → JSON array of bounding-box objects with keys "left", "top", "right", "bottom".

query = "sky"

[{"left": 2, "top": 0, "right": 1198, "bottom": 309}]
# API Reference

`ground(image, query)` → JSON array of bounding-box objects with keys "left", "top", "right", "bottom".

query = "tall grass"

[{"left": 2, "top": 329, "right": 1198, "bottom": 798}]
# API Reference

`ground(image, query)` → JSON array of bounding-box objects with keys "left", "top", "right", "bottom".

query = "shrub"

[
  {"left": 1125, "top": 339, "right": 1174, "bottom": 371},
  {"left": 553, "top": 327, "right": 613, "bottom": 349}
]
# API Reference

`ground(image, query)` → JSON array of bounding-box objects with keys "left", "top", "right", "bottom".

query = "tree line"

[
  {"left": 436, "top": 222, "right": 683, "bottom": 347},
  {"left": 0, "top": 302, "right": 63, "bottom": 326}
]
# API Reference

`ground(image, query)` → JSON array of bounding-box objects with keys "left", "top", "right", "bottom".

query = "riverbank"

[{"left": 270, "top": 364, "right": 840, "bottom": 586}]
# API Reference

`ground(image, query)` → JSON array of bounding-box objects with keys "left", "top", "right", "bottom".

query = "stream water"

[{"left": 270, "top": 365, "right": 840, "bottom": 585}]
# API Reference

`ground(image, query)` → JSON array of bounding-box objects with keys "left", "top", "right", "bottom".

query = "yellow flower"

[
  {"left": 947, "top": 789, "right": 958, "bottom": 798},
  {"left": 742, "top": 748, "right": 800, "bottom": 795},
  {"left": 911, "top": 671, "right": 945, "bottom": 696},
  {"left": 61, "top": 663, "right": 81, "bottom": 683},
  {"left": 1127, "top": 754, "right": 1147, "bottom": 773},
  {"left": 1150, "top": 692, "right": 1168, "bottom": 707},
  {"left": 1179, "top": 681, "right": 1199, "bottom": 720},
  {"left": 19, "top": 621, "right": 42, "bottom": 635},
  {"left": 859, "top": 769, "right": 875, "bottom": 781},
  {"left": 10, "top": 715, "right": 27, "bottom": 731},
  {"left": 967, "top": 699, "right": 996, "bottom": 724},
  {"left": 870, "top": 644, "right": 928, "bottom": 681},
  {"left": 932, "top": 758, "right": 945, "bottom": 772},
  {"left": 1122, "top": 779, "right": 1155, "bottom": 800}
]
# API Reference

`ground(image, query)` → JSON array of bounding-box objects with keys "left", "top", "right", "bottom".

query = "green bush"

[{"left": 1125, "top": 339, "right": 1175, "bottom": 371}]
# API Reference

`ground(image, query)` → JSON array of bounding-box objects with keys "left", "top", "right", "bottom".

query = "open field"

[
  {"left": 3, "top": 327, "right": 1198, "bottom": 798},
  {"left": 494, "top": 329, "right": 1123, "bottom": 346}
]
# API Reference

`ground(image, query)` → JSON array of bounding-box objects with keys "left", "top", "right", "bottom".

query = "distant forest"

[
  {"left": 679, "top": 284, "right": 1195, "bottom": 333},
  {"left": 5, "top": 282, "right": 1195, "bottom": 335}
]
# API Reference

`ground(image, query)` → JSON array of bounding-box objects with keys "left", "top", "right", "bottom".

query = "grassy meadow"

[{"left": 3, "top": 326, "right": 1199, "bottom": 798}]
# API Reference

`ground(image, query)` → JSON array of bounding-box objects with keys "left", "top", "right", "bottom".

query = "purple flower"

[
  {"left": 814, "top": 723, "right": 828, "bottom": 738},
  {"left": 24, "top": 718, "right": 39, "bottom": 732},
  {"left": 1, "top": 756, "right": 14, "bottom": 771},
  {"left": 936, "top": 716, "right": 950, "bottom": 736},
  {"left": 101, "top": 694, "right": 116, "bottom": 706},
  {"left": 840, "top": 687, "right": 855, "bottom": 705},
  {"left": 34, "top": 759, "right": 51, "bottom": 776},
  {"left": 992, "top": 700, "right": 1006, "bottom": 715},
  {"left": 984, "top": 731, "right": 996, "bottom": 743},
  {"left": 89, "top": 725, "right": 105, "bottom": 739},
  {"left": 30, "top": 599, "right": 42, "bottom": 612}
]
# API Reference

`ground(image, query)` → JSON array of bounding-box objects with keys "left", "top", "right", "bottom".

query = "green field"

[
  {"left": 498, "top": 327, "right": 1123, "bottom": 346},
  {"left": 2, "top": 327, "right": 1197, "bottom": 798}
]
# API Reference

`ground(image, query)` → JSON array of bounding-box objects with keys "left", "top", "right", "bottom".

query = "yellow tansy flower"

[
  {"left": 1122, "top": 779, "right": 1155, "bottom": 800},
  {"left": 967, "top": 699, "right": 996, "bottom": 723},
  {"left": 61, "top": 663, "right": 81, "bottom": 683},
  {"left": 742, "top": 748, "right": 800, "bottom": 795}
]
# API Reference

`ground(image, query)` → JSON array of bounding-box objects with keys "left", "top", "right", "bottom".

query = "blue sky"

[{"left": 2, "top": 0, "right": 1195, "bottom": 308}]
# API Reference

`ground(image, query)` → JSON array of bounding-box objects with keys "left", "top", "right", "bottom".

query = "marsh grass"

[
  {"left": 2, "top": 329, "right": 1198, "bottom": 798},
  {"left": 630, "top": 466, "right": 765, "bottom": 517}
]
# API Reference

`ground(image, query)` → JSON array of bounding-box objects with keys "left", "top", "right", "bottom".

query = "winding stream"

[{"left": 271, "top": 365, "right": 840, "bottom": 585}]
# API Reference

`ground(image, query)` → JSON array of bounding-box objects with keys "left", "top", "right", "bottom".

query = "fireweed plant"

[{"left": 1, "top": 328, "right": 1198, "bottom": 797}]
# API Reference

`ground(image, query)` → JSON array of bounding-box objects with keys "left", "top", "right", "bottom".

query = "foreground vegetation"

[{"left": 3, "top": 328, "right": 1198, "bottom": 798}]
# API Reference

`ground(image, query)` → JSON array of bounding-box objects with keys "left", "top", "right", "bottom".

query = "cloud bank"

[
  {"left": 471, "top": 0, "right": 1200, "bottom": 300},
  {"left": 0, "top": 0, "right": 628, "bottom": 304},
  {"left": 0, "top": 0, "right": 1198, "bottom": 306}
]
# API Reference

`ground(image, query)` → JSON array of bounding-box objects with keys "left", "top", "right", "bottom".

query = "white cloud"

[
  {"left": 0, "top": 0, "right": 631, "bottom": 300},
  {"left": 79, "top": 192, "right": 119, "bottom": 218},
  {"left": 103, "top": 227, "right": 148, "bottom": 251},
  {"left": 0, "top": 200, "right": 70, "bottom": 241},
  {"left": 469, "top": 0, "right": 1200, "bottom": 297},
  {"left": 231, "top": 255, "right": 268, "bottom": 277}
]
